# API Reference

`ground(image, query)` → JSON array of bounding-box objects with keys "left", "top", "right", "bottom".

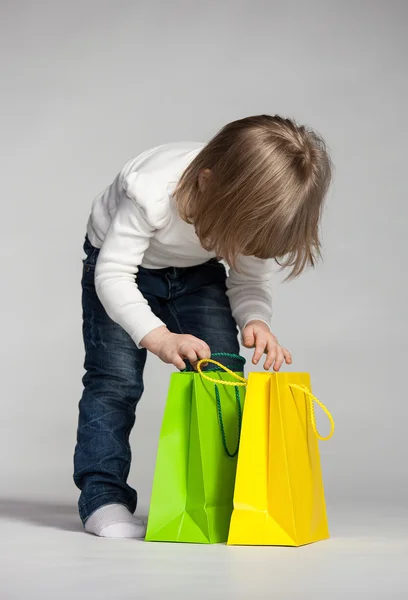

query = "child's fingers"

[
  {"left": 252, "top": 338, "right": 267, "bottom": 365},
  {"left": 273, "top": 346, "right": 285, "bottom": 372},
  {"left": 172, "top": 354, "right": 186, "bottom": 371},
  {"left": 264, "top": 343, "right": 277, "bottom": 370},
  {"left": 243, "top": 327, "right": 255, "bottom": 348},
  {"left": 194, "top": 343, "right": 211, "bottom": 360},
  {"left": 190, "top": 343, "right": 211, "bottom": 370},
  {"left": 200, "top": 340, "right": 211, "bottom": 353},
  {"left": 283, "top": 348, "right": 292, "bottom": 364},
  {"left": 182, "top": 346, "right": 200, "bottom": 365},
  {"left": 188, "top": 335, "right": 210, "bottom": 353}
]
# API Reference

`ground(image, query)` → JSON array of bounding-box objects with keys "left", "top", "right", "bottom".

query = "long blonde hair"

[{"left": 175, "top": 115, "right": 332, "bottom": 278}]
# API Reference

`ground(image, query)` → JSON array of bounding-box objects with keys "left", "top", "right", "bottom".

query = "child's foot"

[{"left": 84, "top": 504, "right": 146, "bottom": 538}]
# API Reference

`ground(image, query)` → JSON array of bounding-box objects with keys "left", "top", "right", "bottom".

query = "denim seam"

[{"left": 167, "top": 301, "right": 186, "bottom": 334}]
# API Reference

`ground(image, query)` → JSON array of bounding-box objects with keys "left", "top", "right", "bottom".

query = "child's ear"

[{"left": 198, "top": 168, "right": 212, "bottom": 191}]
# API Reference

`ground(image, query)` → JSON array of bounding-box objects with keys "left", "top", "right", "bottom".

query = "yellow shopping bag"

[{"left": 227, "top": 371, "right": 334, "bottom": 546}]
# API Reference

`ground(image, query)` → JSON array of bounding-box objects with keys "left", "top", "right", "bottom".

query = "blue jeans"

[{"left": 73, "top": 236, "right": 240, "bottom": 523}]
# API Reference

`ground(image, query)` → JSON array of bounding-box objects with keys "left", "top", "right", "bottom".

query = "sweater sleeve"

[
  {"left": 94, "top": 175, "right": 168, "bottom": 347},
  {"left": 225, "top": 255, "right": 274, "bottom": 333}
]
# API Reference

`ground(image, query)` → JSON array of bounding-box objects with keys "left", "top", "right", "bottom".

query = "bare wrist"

[{"left": 140, "top": 326, "right": 172, "bottom": 353}]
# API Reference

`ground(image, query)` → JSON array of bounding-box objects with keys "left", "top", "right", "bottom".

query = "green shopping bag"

[{"left": 145, "top": 354, "right": 246, "bottom": 544}]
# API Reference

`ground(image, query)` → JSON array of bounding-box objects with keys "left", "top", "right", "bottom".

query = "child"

[{"left": 74, "top": 115, "right": 332, "bottom": 538}]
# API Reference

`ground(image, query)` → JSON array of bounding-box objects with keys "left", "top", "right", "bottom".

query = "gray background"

[{"left": 1, "top": 1, "right": 407, "bottom": 598}]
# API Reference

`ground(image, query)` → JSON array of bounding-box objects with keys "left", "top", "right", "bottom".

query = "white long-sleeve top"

[{"left": 88, "top": 143, "right": 273, "bottom": 347}]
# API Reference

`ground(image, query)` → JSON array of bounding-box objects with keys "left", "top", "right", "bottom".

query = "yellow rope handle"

[
  {"left": 289, "top": 384, "right": 335, "bottom": 441},
  {"left": 196, "top": 359, "right": 248, "bottom": 387},
  {"left": 195, "top": 365, "right": 334, "bottom": 440}
]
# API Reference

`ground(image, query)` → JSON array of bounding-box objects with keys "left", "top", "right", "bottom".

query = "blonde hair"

[{"left": 175, "top": 115, "right": 332, "bottom": 278}]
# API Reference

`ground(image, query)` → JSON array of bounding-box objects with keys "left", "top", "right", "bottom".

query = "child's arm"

[
  {"left": 226, "top": 257, "right": 292, "bottom": 371},
  {"left": 94, "top": 185, "right": 210, "bottom": 369},
  {"left": 95, "top": 195, "right": 164, "bottom": 347}
]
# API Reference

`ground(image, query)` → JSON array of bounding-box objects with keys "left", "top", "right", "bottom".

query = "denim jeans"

[{"left": 73, "top": 236, "right": 240, "bottom": 523}]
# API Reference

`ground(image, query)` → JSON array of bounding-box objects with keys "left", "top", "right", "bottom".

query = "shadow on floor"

[{"left": 0, "top": 498, "right": 83, "bottom": 533}]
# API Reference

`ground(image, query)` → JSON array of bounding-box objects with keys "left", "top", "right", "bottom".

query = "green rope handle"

[
  {"left": 181, "top": 352, "right": 245, "bottom": 373},
  {"left": 215, "top": 384, "right": 243, "bottom": 457},
  {"left": 201, "top": 353, "right": 246, "bottom": 458},
  {"left": 207, "top": 352, "right": 246, "bottom": 372}
]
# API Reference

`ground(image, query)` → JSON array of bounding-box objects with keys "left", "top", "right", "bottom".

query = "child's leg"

[
  {"left": 161, "top": 260, "right": 241, "bottom": 367},
  {"left": 73, "top": 239, "right": 148, "bottom": 531}
]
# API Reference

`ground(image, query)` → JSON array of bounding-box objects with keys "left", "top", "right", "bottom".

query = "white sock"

[{"left": 84, "top": 504, "right": 146, "bottom": 539}]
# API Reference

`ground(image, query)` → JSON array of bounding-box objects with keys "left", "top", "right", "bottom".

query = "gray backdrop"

[{"left": 1, "top": 0, "right": 407, "bottom": 516}]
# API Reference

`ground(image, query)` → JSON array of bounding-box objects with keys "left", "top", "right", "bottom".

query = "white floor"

[{"left": 0, "top": 500, "right": 407, "bottom": 600}]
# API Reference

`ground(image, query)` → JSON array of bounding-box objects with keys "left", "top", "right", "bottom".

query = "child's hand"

[
  {"left": 140, "top": 326, "right": 211, "bottom": 371},
  {"left": 243, "top": 320, "right": 292, "bottom": 371}
]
